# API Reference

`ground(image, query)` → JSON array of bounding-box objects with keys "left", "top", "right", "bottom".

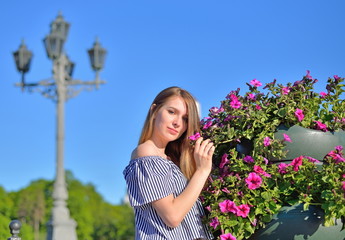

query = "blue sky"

[{"left": 0, "top": 0, "right": 344, "bottom": 205}]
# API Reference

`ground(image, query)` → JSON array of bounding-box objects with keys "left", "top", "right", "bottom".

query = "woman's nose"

[{"left": 173, "top": 117, "right": 181, "bottom": 127}]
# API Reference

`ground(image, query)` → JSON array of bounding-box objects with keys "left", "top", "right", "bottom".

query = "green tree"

[
  {"left": 0, "top": 186, "right": 35, "bottom": 240},
  {"left": 1, "top": 171, "right": 135, "bottom": 240},
  {"left": 67, "top": 171, "right": 96, "bottom": 240},
  {"left": 0, "top": 186, "right": 14, "bottom": 217},
  {"left": 110, "top": 204, "right": 135, "bottom": 240},
  {"left": 66, "top": 170, "right": 135, "bottom": 240},
  {"left": 0, "top": 186, "right": 14, "bottom": 238},
  {"left": 92, "top": 203, "right": 135, "bottom": 240},
  {"left": 15, "top": 181, "right": 47, "bottom": 240},
  {"left": 0, "top": 213, "right": 13, "bottom": 240}
]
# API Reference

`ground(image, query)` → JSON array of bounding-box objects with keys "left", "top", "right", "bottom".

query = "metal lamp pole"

[{"left": 13, "top": 13, "right": 107, "bottom": 240}]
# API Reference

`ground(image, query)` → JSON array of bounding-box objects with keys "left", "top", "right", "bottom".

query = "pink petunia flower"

[
  {"left": 243, "top": 155, "right": 254, "bottom": 163},
  {"left": 210, "top": 217, "right": 220, "bottom": 229},
  {"left": 219, "top": 200, "right": 229, "bottom": 213},
  {"left": 314, "top": 121, "right": 328, "bottom": 132},
  {"left": 220, "top": 233, "right": 237, "bottom": 240},
  {"left": 245, "top": 172, "right": 262, "bottom": 190},
  {"left": 306, "top": 70, "right": 313, "bottom": 79},
  {"left": 230, "top": 99, "right": 242, "bottom": 109},
  {"left": 254, "top": 165, "right": 271, "bottom": 177},
  {"left": 290, "top": 156, "right": 303, "bottom": 171},
  {"left": 294, "top": 108, "right": 304, "bottom": 122},
  {"left": 263, "top": 137, "right": 271, "bottom": 147},
  {"left": 226, "top": 200, "right": 238, "bottom": 214},
  {"left": 327, "top": 150, "right": 337, "bottom": 158},
  {"left": 283, "top": 134, "right": 292, "bottom": 142},
  {"left": 334, "top": 155, "right": 345, "bottom": 164},
  {"left": 255, "top": 104, "right": 262, "bottom": 110},
  {"left": 236, "top": 204, "right": 250, "bottom": 218},
  {"left": 209, "top": 107, "right": 218, "bottom": 114},
  {"left": 320, "top": 92, "right": 328, "bottom": 98},
  {"left": 326, "top": 150, "right": 345, "bottom": 164},
  {"left": 219, "top": 199, "right": 238, "bottom": 214},
  {"left": 247, "top": 93, "right": 256, "bottom": 100},
  {"left": 222, "top": 188, "right": 231, "bottom": 194},
  {"left": 278, "top": 163, "right": 288, "bottom": 174},
  {"left": 305, "top": 156, "right": 321, "bottom": 164},
  {"left": 203, "top": 120, "right": 213, "bottom": 130},
  {"left": 210, "top": 106, "right": 224, "bottom": 115},
  {"left": 220, "top": 153, "right": 229, "bottom": 169},
  {"left": 250, "top": 79, "right": 262, "bottom": 87},
  {"left": 229, "top": 94, "right": 238, "bottom": 101},
  {"left": 342, "top": 181, "right": 345, "bottom": 191},
  {"left": 282, "top": 87, "right": 290, "bottom": 95},
  {"left": 335, "top": 145, "right": 343, "bottom": 152},
  {"left": 189, "top": 132, "right": 201, "bottom": 141}
]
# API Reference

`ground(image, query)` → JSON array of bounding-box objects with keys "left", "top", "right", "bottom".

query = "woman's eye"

[{"left": 168, "top": 110, "right": 175, "bottom": 114}]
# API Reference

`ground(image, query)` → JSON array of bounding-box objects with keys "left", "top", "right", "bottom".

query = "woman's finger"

[
  {"left": 208, "top": 145, "right": 215, "bottom": 156},
  {"left": 194, "top": 137, "right": 203, "bottom": 152},
  {"left": 204, "top": 141, "right": 214, "bottom": 154},
  {"left": 198, "top": 139, "right": 211, "bottom": 153}
]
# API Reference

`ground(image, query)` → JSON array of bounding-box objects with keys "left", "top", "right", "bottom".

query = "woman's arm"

[{"left": 152, "top": 138, "right": 215, "bottom": 228}]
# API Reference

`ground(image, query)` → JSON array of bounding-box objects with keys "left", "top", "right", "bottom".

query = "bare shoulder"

[{"left": 131, "top": 141, "right": 157, "bottom": 160}]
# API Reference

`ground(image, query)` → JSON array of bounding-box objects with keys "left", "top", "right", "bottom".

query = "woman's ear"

[
  {"left": 150, "top": 104, "right": 157, "bottom": 118},
  {"left": 150, "top": 104, "right": 157, "bottom": 112}
]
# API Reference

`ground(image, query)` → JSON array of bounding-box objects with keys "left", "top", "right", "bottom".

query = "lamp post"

[{"left": 13, "top": 13, "right": 107, "bottom": 240}]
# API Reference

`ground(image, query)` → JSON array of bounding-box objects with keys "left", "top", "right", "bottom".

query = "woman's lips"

[{"left": 168, "top": 127, "right": 178, "bottom": 135}]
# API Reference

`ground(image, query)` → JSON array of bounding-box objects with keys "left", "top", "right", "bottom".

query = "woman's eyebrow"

[
  {"left": 168, "top": 107, "right": 188, "bottom": 118},
  {"left": 167, "top": 106, "right": 178, "bottom": 111}
]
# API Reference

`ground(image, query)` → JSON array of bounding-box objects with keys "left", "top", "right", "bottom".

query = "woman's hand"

[
  {"left": 152, "top": 137, "right": 215, "bottom": 228},
  {"left": 193, "top": 137, "right": 215, "bottom": 175}
]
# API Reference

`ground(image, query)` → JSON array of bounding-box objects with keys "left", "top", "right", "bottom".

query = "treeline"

[{"left": 0, "top": 171, "right": 134, "bottom": 240}]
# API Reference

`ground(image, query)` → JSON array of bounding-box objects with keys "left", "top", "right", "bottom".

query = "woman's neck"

[{"left": 147, "top": 139, "right": 168, "bottom": 159}]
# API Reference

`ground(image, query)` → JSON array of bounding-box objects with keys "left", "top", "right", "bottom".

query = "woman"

[{"left": 123, "top": 86, "right": 215, "bottom": 240}]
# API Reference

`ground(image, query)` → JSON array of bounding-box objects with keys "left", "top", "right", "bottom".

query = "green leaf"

[
  {"left": 261, "top": 191, "right": 272, "bottom": 201},
  {"left": 244, "top": 221, "right": 255, "bottom": 234},
  {"left": 226, "top": 219, "right": 239, "bottom": 227},
  {"left": 262, "top": 214, "right": 273, "bottom": 223},
  {"left": 277, "top": 108, "right": 287, "bottom": 117}
]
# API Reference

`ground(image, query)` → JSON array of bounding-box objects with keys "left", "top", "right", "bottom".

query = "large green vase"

[
  {"left": 246, "top": 126, "right": 345, "bottom": 239},
  {"left": 274, "top": 125, "right": 345, "bottom": 161},
  {"left": 248, "top": 204, "right": 345, "bottom": 240}
]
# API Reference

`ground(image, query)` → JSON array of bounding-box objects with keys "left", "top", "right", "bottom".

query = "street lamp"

[
  {"left": 88, "top": 37, "right": 107, "bottom": 84},
  {"left": 13, "top": 39, "right": 33, "bottom": 89},
  {"left": 43, "top": 31, "right": 65, "bottom": 60},
  {"left": 12, "top": 13, "right": 107, "bottom": 240}
]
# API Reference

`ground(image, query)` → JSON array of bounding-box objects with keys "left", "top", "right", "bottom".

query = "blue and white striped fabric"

[{"left": 123, "top": 156, "right": 213, "bottom": 240}]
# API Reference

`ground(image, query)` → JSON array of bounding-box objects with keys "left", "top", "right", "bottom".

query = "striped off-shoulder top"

[{"left": 123, "top": 156, "right": 213, "bottom": 240}]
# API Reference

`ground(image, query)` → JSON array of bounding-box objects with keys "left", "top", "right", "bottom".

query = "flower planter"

[
  {"left": 236, "top": 125, "right": 345, "bottom": 162},
  {"left": 274, "top": 125, "right": 345, "bottom": 161},
  {"left": 248, "top": 204, "right": 345, "bottom": 240},
  {"left": 201, "top": 73, "right": 345, "bottom": 240}
]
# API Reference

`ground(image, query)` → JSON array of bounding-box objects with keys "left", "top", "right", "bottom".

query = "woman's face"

[{"left": 151, "top": 96, "right": 188, "bottom": 145}]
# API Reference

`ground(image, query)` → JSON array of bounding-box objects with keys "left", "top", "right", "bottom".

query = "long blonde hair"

[{"left": 139, "top": 86, "right": 200, "bottom": 179}]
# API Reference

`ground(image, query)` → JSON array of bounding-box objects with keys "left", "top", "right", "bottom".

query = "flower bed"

[{"left": 194, "top": 72, "right": 345, "bottom": 240}]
